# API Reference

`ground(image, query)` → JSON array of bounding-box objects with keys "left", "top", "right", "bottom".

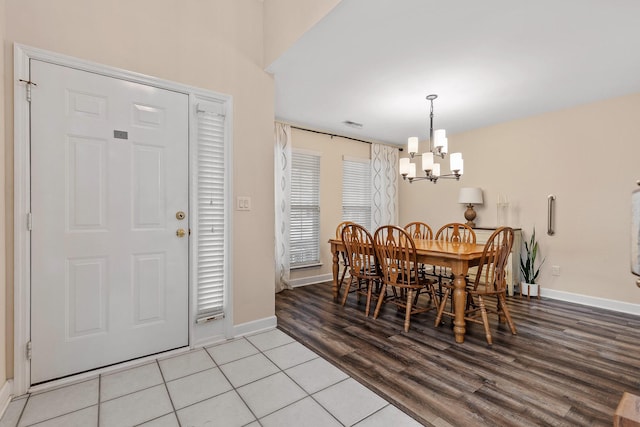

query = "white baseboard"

[
  {"left": 542, "top": 288, "right": 640, "bottom": 315},
  {"left": 232, "top": 315, "right": 277, "bottom": 337},
  {"left": 289, "top": 273, "right": 333, "bottom": 288},
  {"left": 0, "top": 380, "right": 13, "bottom": 420},
  {"left": 191, "top": 333, "right": 227, "bottom": 349}
]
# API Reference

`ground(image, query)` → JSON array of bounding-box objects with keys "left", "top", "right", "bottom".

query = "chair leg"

[
  {"left": 498, "top": 294, "right": 517, "bottom": 334},
  {"left": 373, "top": 284, "right": 386, "bottom": 319},
  {"left": 477, "top": 296, "right": 493, "bottom": 345},
  {"left": 428, "top": 283, "right": 440, "bottom": 309},
  {"left": 434, "top": 288, "right": 450, "bottom": 327},
  {"left": 404, "top": 289, "right": 414, "bottom": 333},
  {"left": 338, "top": 264, "right": 348, "bottom": 290},
  {"left": 365, "top": 280, "right": 373, "bottom": 317},
  {"left": 341, "top": 276, "right": 353, "bottom": 307}
]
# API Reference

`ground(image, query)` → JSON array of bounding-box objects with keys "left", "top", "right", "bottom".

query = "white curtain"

[
  {"left": 371, "top": 143, "right": 398, "bottom": 230},
  {"left": 274, "top": 122, "right": 292, "bottom": 293}
]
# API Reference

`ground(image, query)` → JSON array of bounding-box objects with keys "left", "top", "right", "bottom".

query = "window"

[
  {"left": 290, "top": 150, "right": 321, "bottom": 267},
  {"left": 195, "top": 101, "right": 227, "bottom": 321},
  {"left": 342, "top": 157, "right": 371, "bottom": 230}
]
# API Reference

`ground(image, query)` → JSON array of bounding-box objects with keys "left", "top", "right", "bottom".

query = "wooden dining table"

[{"left": 329, "top": 238, "right": 487, "bottom": 343}]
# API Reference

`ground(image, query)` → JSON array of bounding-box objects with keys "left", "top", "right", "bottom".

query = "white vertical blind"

[
  {"left": 195, "top": 102, "right": 226, "bottom": 319},
  {"left": 290, "top": 151, "right": 321, "bottom": 266},
  {"left": 342, "top": 157, "right": 371, "bottom": 231}
]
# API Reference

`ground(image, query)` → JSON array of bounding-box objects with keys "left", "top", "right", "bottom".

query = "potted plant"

[{"left": 520, "top": 228, "right": 545, "bottom": 298}]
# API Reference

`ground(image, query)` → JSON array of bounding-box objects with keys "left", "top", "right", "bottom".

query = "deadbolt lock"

[
  {"left": 176, "top": 211, "right": 186, "bottom": 220},
  {"left": 176, "top": 228, "right": 186, "bottom": 238}
]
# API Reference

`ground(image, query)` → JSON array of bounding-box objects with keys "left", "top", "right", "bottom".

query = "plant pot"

[{"left": 521, "top": 282, "right": 539, "bottom": 297}]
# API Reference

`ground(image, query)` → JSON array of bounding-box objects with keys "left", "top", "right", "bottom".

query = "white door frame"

[{"left": 13, "top": 44, "right": 234, "bottom": 395}]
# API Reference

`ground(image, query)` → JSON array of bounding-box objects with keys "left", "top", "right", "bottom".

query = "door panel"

[{"left": 30, "top": 60, "right": 189, "bottom": 383}]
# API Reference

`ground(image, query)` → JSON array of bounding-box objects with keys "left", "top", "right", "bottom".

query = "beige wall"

[
  {"left": 263, "top": 0, "right": 341, "bottom": 68},
  {"left": 0, "top": 0, "right": 7, "bottom": 388},
  {"left": 400, "top": 93, "right": 640, "bottom": 305},
  {"left": 289, "top": 128, "right": 371, "bottom": 283},
  {"left": 4, "top": 0, "right": 276, "bottom": 378}
]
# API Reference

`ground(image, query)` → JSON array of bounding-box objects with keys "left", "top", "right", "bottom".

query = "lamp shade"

[
  {"left": 408, "top": 137, "right": 419, "bottom": 154},
  {"left": 458, "top": 187, "right": 483, "bottom": 205},
  {"left": 399, "top": 157, "right": 410, "bottom": 175}
]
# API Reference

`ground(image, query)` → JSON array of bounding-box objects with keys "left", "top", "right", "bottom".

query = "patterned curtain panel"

[
  {"left": 274, "top": 122, "right": 292, "bottom": 293},
  {"left": 371, "top": 143, "right": 399, "bottom": 231}
]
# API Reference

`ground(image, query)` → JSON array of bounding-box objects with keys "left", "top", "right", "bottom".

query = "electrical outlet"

[
  {"left": 551, "top": 265, "right": 561, "bottom": 276},
  {"left": 236, "top": 196, "right": 251, "bottom": 211}
]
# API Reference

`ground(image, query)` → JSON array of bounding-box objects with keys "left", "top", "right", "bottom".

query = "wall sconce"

[{"left": 458, "top": 187, "right": 483, "bottom": 228}]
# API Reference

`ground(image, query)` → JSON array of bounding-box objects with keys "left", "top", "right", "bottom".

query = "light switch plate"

[{"left": 236, "top": 196, "right": 251, "bottom": 211}]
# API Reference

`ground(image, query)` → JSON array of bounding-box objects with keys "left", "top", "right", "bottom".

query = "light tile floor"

[{"left": 0, "top": 329, "right": 423, "bottom": 427}]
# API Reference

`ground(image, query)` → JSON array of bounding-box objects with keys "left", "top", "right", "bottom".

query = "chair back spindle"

[
  {"left": 404, "top": 221, "right": 434, "bottom": 240},
  {"left": 435, "top": 222, "right": 476, "bottom": 244}
]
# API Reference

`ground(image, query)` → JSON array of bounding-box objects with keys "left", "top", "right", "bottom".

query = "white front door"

[{"left": 30, "top": 60, "right": 189, "bottom": 384}]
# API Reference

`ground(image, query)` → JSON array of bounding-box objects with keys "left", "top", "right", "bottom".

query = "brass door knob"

[{"left": 176, "top": 228, "right": 186, "bottom": 238}]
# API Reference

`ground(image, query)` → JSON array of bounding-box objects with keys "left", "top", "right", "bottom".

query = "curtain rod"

[{"left": 290, "top": 125, "right": 403, "bottom": 151}]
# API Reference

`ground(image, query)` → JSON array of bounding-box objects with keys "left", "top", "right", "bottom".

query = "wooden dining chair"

[
  {"left": 433, "top": 221, "right": 477, "bottom": 293},
  {"left": 435, "top": 227, "right": 517, "bottom": 345},
  {"left": 432, "top": 222, "right": 479, "bottom": 320},
  {"left": 434, "top": 222, "right": 476, "bottom": 244},
  {"left": 373, "top": 225, "right": 439, "bottom": 332},
  {"left": 335, "top": 221, "right": 355, "bottom": 296},
  {"left": 404, "top": 221, "right": 433, "bottom": 240},
  {"left": 341, "top": 223, "right": 380, "bottom": 316},
  {"left": 404, "top": 221, "right": 435, "bottom": 280}
]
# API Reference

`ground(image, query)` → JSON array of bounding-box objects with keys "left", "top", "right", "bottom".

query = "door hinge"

[
  {"left": 27, "top": 212, "right": 32, "bottom": 231},
  {"left": 26, "top": 341, "right": 32, "bottom": 360}
]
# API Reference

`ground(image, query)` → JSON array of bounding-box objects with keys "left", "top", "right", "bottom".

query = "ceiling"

[{"left": 268, "top": 0, "right": 640, "bottom": 146}]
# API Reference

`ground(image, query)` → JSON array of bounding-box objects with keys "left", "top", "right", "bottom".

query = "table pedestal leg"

[
  {"left": 331, "top": 248, "right": 340, "bottom": 302},
  {"left": 452, "top": 263, "right": 467, "bottom": 343}
]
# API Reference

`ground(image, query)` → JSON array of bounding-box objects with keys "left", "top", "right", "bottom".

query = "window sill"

[{"left": 291, "top": 262, "right": 323, "bottom": 270}]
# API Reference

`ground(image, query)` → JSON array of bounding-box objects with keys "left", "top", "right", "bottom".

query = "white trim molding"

[
  {"left": 541, "top": 288, "right": 640, "bottom": 315},
  {"left": 0, "top": 380, "right": 13, "bottom": 420},
  {"left": 289, "top": 273, "right": 333, "bottom": 288},
  {"left": 232, "top": 316, "right": 278, "bottom": 337}
]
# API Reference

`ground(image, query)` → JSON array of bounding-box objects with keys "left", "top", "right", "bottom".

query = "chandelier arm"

[
  {"left": 403, "top": 174, "right": 439, "bottom": 184},
  {"left": 437, "top": 173, "right": 462, "bottom": 181}
]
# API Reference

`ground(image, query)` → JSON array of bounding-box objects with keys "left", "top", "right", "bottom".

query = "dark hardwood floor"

[{"left": 275, "top": 282, "right": 640, "bottom": 426}]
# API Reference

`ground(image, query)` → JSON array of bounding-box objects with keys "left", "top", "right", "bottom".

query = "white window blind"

[
  {"left": 342, "top": 157, "right": 371, "bottom": 231},
  {"left": 290, "top": 151, "right": 321, "bottom": 267},
  {"left": 195, "top": 101, "right": 226, "bottom": 320}
]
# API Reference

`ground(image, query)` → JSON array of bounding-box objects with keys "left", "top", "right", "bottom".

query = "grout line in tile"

[
  {"left": 201, "top": 344, "right": 221, "bottom": 368},
  {"left": 99, "top": 381, "right": 165, "bottom": 404},
  {"left": 352, "top": 403, "right": 391, "bottom": 426},
  {"left": 132, "top": 411, "right": 177, "bottom": 427},
  {"left": 281, "top": 368, "right": 349, "bottom": 426},
  {"left": 24, "top": 404, "right": 98, "bottom": 427},
  {"left": 97, "top": 374, "right": 101, "bottom": 426},
  {"left": 251, "top": 338, "right": 346, "bottom": 426},
  {"left": 14, "top": 394, "right": 29, "bottom": 427},
  {"left": 155, "top": 359, "right": 181, "bottom": 427},
  {"left": 254, "top": 395, "right": 310, "bottom": 424},
  {"left": 202, "top": 339, "right": 259, "bottom": 424},
  {"left": 29, "top": 377, "right": 98, "bottom": 397}
]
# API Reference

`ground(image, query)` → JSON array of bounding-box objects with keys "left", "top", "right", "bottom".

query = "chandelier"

[{"left": 399, "top": 94, "right": 464, "bottom": 183}]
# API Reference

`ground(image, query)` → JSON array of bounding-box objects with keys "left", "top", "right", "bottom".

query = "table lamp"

[{"left": 458, "top": 187, "right": 483, "bottom": 228}]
